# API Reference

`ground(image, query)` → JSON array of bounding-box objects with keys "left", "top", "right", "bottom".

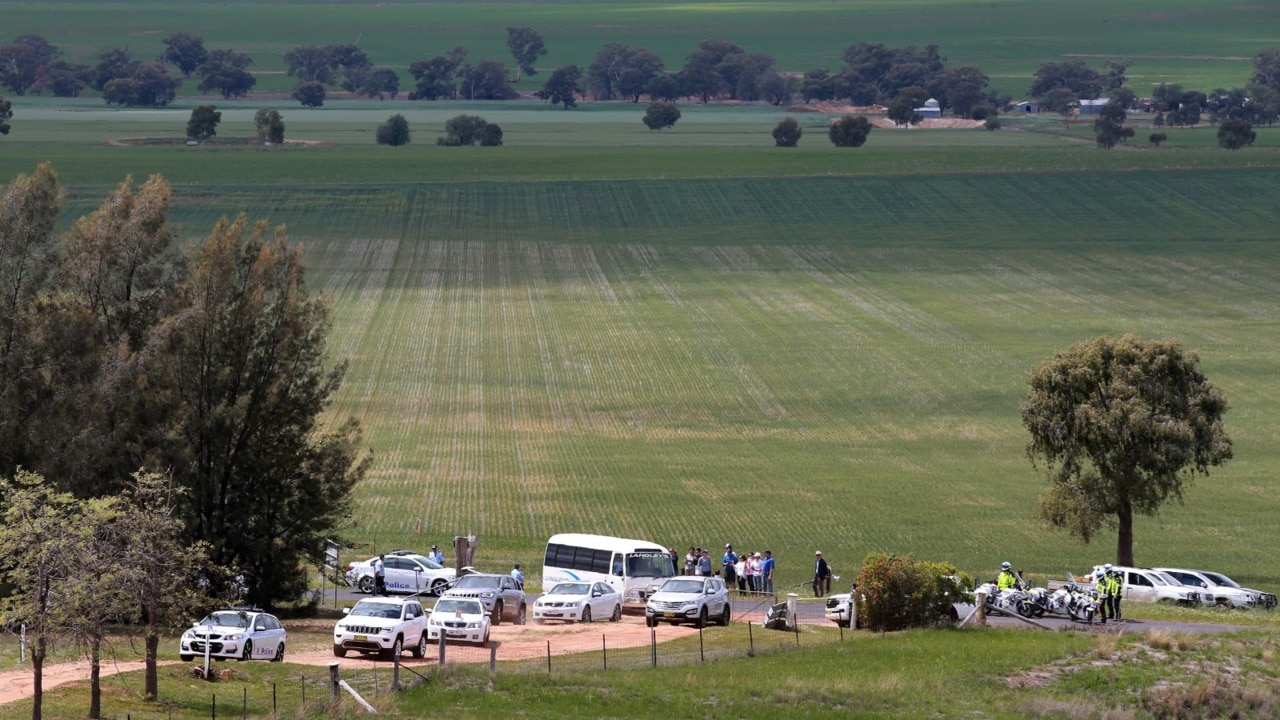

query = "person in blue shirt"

[
  {"left": 722, "top": 544, "right": 738, "bottom": 585},
  {"left": 511, "top": 563, "right": 524, "bottom": 590},
  {"left": 761, "top": 550, "right": 776, "bottom": 596},
  {"left": 429, "top": 545, "right": 445, "bottom": 565}
]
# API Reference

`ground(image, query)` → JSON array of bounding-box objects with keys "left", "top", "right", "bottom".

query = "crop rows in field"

[{"left": 119, "top": 172, "right": 1272, "bottom": 589}]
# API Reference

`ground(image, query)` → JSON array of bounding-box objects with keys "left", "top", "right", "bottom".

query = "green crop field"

[
  {"left": 2, "top": 0, "right": 1277, "bottom": 96},
  {"left": 3, "top": 1, "right": 1280, "bottom": 595}
]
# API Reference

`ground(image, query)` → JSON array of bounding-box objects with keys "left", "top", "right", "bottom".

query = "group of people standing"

[{"left": 676, "top": 545, "right": 775, "bottom": 595}]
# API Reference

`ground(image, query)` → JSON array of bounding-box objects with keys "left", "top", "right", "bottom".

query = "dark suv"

[{"left": 439, "top": 573, "right": 527, "bottom": 625}]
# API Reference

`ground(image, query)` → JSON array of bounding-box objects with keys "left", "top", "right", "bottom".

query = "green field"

[
  {"left": 4, "top": 1, "right": 1280, "bottom": 595},
  {"left": 3, "top": 0, "right": 1277, "bottom": 97}
]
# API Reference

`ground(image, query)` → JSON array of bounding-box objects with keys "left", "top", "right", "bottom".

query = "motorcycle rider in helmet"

[{"left": 997, "top": 562, "right": 1018, "bottom": 591}]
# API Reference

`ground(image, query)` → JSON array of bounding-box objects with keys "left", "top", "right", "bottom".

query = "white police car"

[
  {"left": 345, "top": 553, "right": 456, "bottom": 596},
  {"left": 179, "top": 608, "right": 286, "bottom": 662}
]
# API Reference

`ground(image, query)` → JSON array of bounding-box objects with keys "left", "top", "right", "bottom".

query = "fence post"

[
  {"left": 272, "top": 683, "right": 276, "bottom": 715},
  {"left": 488, "top": 641, "right": 497, "bottom": 690},
  {"left": 438, "top": 631, "right": 447, "bottom": 665},
  {"left": 699, "top": 627, "right": 705, "bottom": 663},
  {"left": 546, "top": 640, "right": 552, "bottom": 673},
  {"left": 975, "top": 590, "right": 988, "bottom": 627},
  {"left": 650, "top": 627, "right": 657, "bottom": 667},
  {"left": 602, "top": 634, "right": 607, "bottom": 670},
  {"left": 211, "top": 694, "right": 216, "bottom": 720},
  {"left": 241, "top": 687, "right": 246, "bottom": 720},
  {"left": 392, "top": 651, "right": 401, "bottom": 691},
  {"left": 747, "top": 619, "right": 755, "bottom": 657},
  {"left": 328, "top": 662, "right": 341, "bottom": 705},
  {"left": 301, "top": 677, "right": 305, "bottom": 709}
]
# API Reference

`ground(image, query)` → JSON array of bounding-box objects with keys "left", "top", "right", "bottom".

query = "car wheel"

[
  {"left": 645, "top": 615, "right": 657, "bottom": 628},
  {"left": 517, "top": 604, "right": 527, "bottom": 625},
  {"left": 272, "top": 643, "right": 285, "bottom": 663},
  {"left": 491, "top": 601, "right": 503, "bottom": 626},
  {"left": 611, "top": 604, "right": 622, "bottom": 622},
  {"left": 430, "top": 579, "right": 447, "bottom": 596},
  {"left": 357, "top": 576, "right": 374, "bottom": 594},
  {"left": 239, "top": 640, "right": 253, "bottom": 662},
  {"left": 386, "top": 635, "right": 403, "bottom": 660},
  {"left": 180, "top": 654, "right": 194, "bottom": 662},
  {"left": 696, "top": 607, "right": 709, "bottom": 629},
  {"left": 582, "top": 606, "right": 592, "bottom": 623},
  {"left": 412, "top": 633, "right": 427, "bottom": 659},
  {"left": 333, "top": 644, "right": 347, "bottom": 658},
  {"left": 718, "top": 604, "right": 731, "bottom": 626}
]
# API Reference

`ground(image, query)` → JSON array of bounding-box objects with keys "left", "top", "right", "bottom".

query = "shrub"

[
  {"left": 376, "top": 114, "right": 410, "bottom": 146},
  {"left": 254, "top": 108, "right": 285, "bottom": 145},
  {"left": 1148, "top": 132, "right": 1168, "bottom": 148},
  {"left": 292, "top": 81, "right": 325, "bottom": 108},
  {"left": 185, "top": 104, "right": 221, "bottom": 141},
  {"left": 854, "top": 553, "right": 970, "bottom": 632},
  {"left": 642, "top": 101, "right": 681, "bottom": 130},
  {"left": 970, "top": 103, "right": 997, "bottom": 120},
  {"left": 828, "top": 115, "right": 872, "bottom": 147},
  {"left": 772, "top": 117, "right": 802, "bottom": 147},
  {"left": 479, "top": 123, "right": 504, "bottom": 147},
  {"left": 1217, "top": 118, "right": 1256, "bottom": 150},
  {"left": 984, "top": 116, "right": 1002, "bottom": 131},
  {"left": 437, "top": 114, "right": 489, "bottom": 146}
]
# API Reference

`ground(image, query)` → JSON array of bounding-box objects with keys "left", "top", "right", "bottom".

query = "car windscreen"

[
  {"left": 350, "top": 602, "right": 402, "bottom": 619},
  {"left": 1202, "top": 571, "right": 1240, "bottom": 588},
  {"left": 435, "top": 599, "right": 483, "bottom": 615},
  {"left": 453, "top": 575, "right": 500, "bottom": 588},
  {"left": 659, "top": 578, "right": 706, "bottom": 594},
  {"left": 548, "top": 583, "right": 590, "bottom": 595},
  {"left": 626, "top": 552, "right": 675, "bottom": 579},
  {"left": 203, "top": 612, "right": 250, "bottom": 628},
  {"left": 405, "top": 555, "right": 445, "bottom": 569}
]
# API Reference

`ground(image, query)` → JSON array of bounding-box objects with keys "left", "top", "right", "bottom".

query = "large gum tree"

[{"left": 1021, "top": 334, "right": 1232, "bottom": 566}]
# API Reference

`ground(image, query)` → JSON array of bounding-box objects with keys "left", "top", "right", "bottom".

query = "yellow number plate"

[{"left": 354, "top": 635, "right": 367, "bottom": 642}]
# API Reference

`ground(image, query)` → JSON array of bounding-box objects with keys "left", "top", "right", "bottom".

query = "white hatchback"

[
  {"left": 180, "top": 608, "right": 286, "bottom": 662},
  {"left": 534, "top": 581, "right": 623, "bottom": 624}
]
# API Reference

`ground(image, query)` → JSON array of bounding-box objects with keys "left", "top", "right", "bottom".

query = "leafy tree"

[
  {"left": 887, "top": 86, "right": 928, "bottom": 126},
  {"left": 479, "top": 123, "right": 504, "bottom": 146},
  {"left": 1150, "top": 82, "right": 1183, "bottom": 112},
  {"left": 0, "top": 470, "right": 101, "bottom": 720},
  {"left": 0, "top": 35, "right": 60, "bottom": 96},
  {"left": 983, "top": 116, "right": 1001, "bottom": 130},
  {"left": 185, "top": 105, "right": 221, "bottom": 141},
  {"left": 828, "top": 115, "right": 872, "bottom": 147},
  {"left": 1108, "top": 86, "right": 1137, "bottom": 111},
  {"left": 254, "top": 108, "right": 285, "bottom": 144},
  {"left": 1217, "top": 118, "right": 1256, "bottom": 150},
  {"left": 939, "top": 64, "right": 989, "bottom": 117},
  {"left": 100, "top": 63, "right": 181, "bottom": 107},
  {"left": 376, "top": 113, "right": 411, "bottom": 146},
  {"left": 284, "top": 45, "right": 339, "bottom": 85},
  {"left": 1206, "top": 87, "right": 1249, "bottom": 124},
  {"left": 0, "top": 95, "right": 9, "bottom": 135},
  {"left": 506, "top": 26, "right": 546, "bottom": 81},
  {"left": 800, "top": 68, "right": 837, "bottom": 103},
  {"left": 292, "top": 80, "right": 326, "bottom": 108},
  {"left": 460, "top": 59, "right": 517, "bottom": 100},
  {"left": 408, "top": 47, "right": 467, "bottom": 100},
  {"left": 92, "top": 47, "right": 139, "bottom": 92},
  {"left": 438, "top": 114, "right": 490, "bottom": 145},
  {"left": 1152, "top": 111, "right": 1166, "bottom": 128},
  {"left": 1173, "top": 101, "right": 1202, "bottom": 127},
  {"left": 1148, "top": 132, "right": 1167, "bottom": 148},
  {"left": 587, "top": 44, "right": 663, "bottom": 101},
  {"left": 771, "top": 117, "right": 801, "bottom": 147},
  {"left": 160, "top": 33, "right": 207, "bottom": 78},
  {"left": 1022, "top": 334, "right": 1232, "bottom": 566},
  {"left": 33, "top": 60, "right": 92, "bottom": 97},
  {"left": 841, "top": 41, "right": 944, "bottom": 103},
  {"left": 195, "top": 48, "right": 256, "bottom": 99},
  {"left": 1029, "top": 59, "right": 1103, "bottom": 99},
  {"left": 1093, "top": 100, "right": 1132, "bottom": 149},
  {"left": 1251, "top": 47, "right": 1280, "bottom": 92},
  {"left": 715, "top": 51, "right": 775, "bottom": 101},
  {"left": 1043, "top": 87, "right": 1078, "bottom": 122},
  {"left": 646, "top": 72, "right": 681, "bottom": 102},
  {"left": 151, "top": 214, "right": 367, "bottom": 606},
  {"left": 758, "top": 72, "right": 796, "bottom": 106},
  {"left": 537, "top": 65, "right": 583, "bottom": 109},
  {"left": 642, "top": 101, "right": 681, "bottom": 130},
  {"left": 1103, "top": 60, "right": 1131, "bottom": 92},
  {"left": 344, "top": 67, "right": 399, "bottom": 100}
]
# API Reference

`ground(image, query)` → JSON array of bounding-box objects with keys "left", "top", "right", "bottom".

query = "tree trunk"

[
  {"left": 1116, "top": 499, "right": 1134, "bottom": 566},
  {"left": 89, "top": 637, "right": 101, "bottom": 719},
  {"left": 145, "top": 612, "right": 159, "bottom": 701},
  {"left": 32, "top": 636, "right": 44, "bottom": 720}
]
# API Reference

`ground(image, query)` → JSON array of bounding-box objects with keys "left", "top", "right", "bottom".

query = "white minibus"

[{"left": 542, "top": 533, "right": 676, "bottom": 609}]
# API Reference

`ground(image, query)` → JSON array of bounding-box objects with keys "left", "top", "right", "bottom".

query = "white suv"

[
  {"left": 333, "top": 597, "right": 430, "bottom": 659},
  {"left": 1098, "top": 566, "right": 1203, "bottom": 607},
  {"left": 1155, "top": 567, "right": 1257, "bottom": 608},
  {"left": 645, "top": 576, "right": 731, "bottom": 628}
]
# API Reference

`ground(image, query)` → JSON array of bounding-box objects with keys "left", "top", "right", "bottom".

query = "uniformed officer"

[
  {"left": 1095, "top": 565, "right": 1112, "bottom": 623},
  {"left": 1106, "top": 568, "right": 1123, "bottom": 622},
  {"left": 997, "top": 562, "right": 1018, "bottom": 591},
  {"left": 373, "top": 554, "right": 386, "bottom": 595}
]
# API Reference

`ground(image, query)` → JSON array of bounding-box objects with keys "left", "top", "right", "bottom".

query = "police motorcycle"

[
  {"left": 977, "top": 575, "right": 1036, "bottom": 618},
  {"left": 1043, "top": 576, "right": 1098, "bottom": 624}
]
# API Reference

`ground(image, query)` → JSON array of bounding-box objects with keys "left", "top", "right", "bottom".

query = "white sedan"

[
  {"left": 426, "top": 598, "right": 491, "bottom": 646},
  {"left": 180, "top": 608, "right": 286, "bottom": 662},
  {"left": 533, "top": 581, "right": 623, "bottom": 624}
]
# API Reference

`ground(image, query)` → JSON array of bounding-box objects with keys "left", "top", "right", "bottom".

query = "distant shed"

[{"left": 914, "top": 98, "right": 942, "bottom": 119}]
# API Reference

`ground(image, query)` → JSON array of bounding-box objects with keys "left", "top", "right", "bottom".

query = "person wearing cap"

[
  {"left": 997, "top": 562, "right": 1018, "bottom": 591},
  {"left": 722, "top": 544, "right": 738, "bottom": 584},
  {"left": 511, "top": 562, "right": 524, "bottom": 590},
  {"left": 813, "top": 551, "right": 832, "bottom": 597},
  {"left": 429, "top": 545, "right": 444, "bottom": 565},
  {"left": 761, "top": 550, "right": 775, "bottom": 595}
]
